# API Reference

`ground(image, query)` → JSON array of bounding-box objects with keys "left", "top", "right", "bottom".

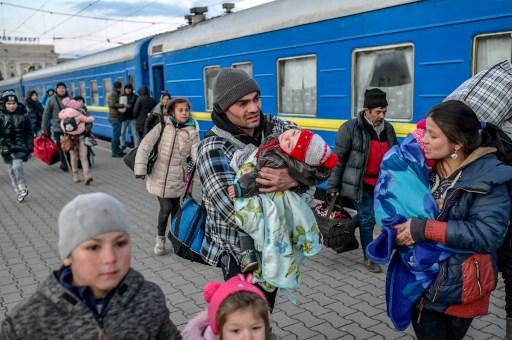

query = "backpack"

[{"left": 62, "top": 117, "right": 78, "bottom": 133}]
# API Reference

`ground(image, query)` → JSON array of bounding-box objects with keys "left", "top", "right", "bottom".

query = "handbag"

[
  {"left": 60, "top": 134, "right": 75, "bottom": 152},
  {"left": 313, "top": 197, "right": 359, "bottom": 253},
  {"left": 33, "top": 133, "right": 59, "bottom": 165},
  {"left": 123, "top": 120, "right": 164, "bottom": 174},
  {"left": 168, "top": 164, "right": 209, "bottom": 265}
]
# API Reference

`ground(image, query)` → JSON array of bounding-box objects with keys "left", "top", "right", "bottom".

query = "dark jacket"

[
  {"left": 108, "top": 89, "right": 124, "bottom": 121},
  {"left": 0, "top": 105, "right": 33, "bottom": 161},
  {"left": 41, "top": 94, "right": 68, "bottom": 132},
  {"left": 234, "top": 134, "right": 330, "bottom": 197},
  {"left": 134, "top": 87, "right": 157, "bottom": 134},
  {"left": 413, "top": 149, "right": 512, "bottom": 318},
  {"left": 120, "top": 93, "right": 138, "bottom": 121},
  {"left": 327, "top": 111, "right": 397, "bottom": 202},
  {"left": 25, "top": 98, "right": 44, "bottom": 133},
  {"left": 0, "top": 268, "right": 182, "bottom": 340}
]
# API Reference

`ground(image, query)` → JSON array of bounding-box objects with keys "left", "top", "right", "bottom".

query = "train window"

[
  {"left": 69, "top": 82, "right": 75, "bottom": 97},
  {"left": 204, "top": 66, "right": 220, "bottom": 111},
  {"left": 103, "top": 78, "right": 112, "bottom": 105},
  {"left": 353, "top": 43, "right": 414, "bottom": 120},
  {"left": 473, "top": 32, "right": 512, "bottom": 74},
  {"left": 79, "top": 81, "right": 86, "bottom": 99},
  {"left": 232, "top": 62, "right": 253, "bottom": 77},
  {"left": 277, "top": 55, "right": 317, "bottom": 115},
  {"left": 128, "top": 75, "right": 135, "bottom": 86},
  {"left": 90, "top": 80, "right": 99, "bottom": 106}
]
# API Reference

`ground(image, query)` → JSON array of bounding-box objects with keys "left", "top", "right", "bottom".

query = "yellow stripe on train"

[{"left": 88, "top": 106, "right": 415, "bottom": 138}]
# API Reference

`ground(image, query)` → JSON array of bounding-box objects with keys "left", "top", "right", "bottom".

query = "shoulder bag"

[{"left": 123, "top": 119, "right": 164, "bottom": 174}]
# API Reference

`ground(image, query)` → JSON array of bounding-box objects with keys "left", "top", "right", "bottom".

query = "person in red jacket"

[{"left": 327, "top": 88, "right": 398, "bottom": 273}]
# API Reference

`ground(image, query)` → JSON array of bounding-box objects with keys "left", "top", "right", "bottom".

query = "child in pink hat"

[{"left": 183, "top": 274, "right": 275, "bottom": 340}]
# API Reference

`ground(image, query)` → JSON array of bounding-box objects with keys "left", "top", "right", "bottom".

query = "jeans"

[
  {"left": 219, "top": 252, "right": 278, "bottom": 310},
  {"left": 120, "top": 119, "right": 140, "bottom": 148},
  {"left": 4, "top": 158, "right": 26, "bottom": 193},
  {"left": 411, "top": 305, "right": 473, "bottom": 340},
  {"left": 353, "top": 190, "right": 376, "bottom": 259},
  {"left": 52, "top": 130, "right": 68, "bottom": 169},
  {"left": 157, "top": 197, "right": 180, "bottom": 237},
  {"left": 109, "top": 120, "right": 122, "bottom": 156}
]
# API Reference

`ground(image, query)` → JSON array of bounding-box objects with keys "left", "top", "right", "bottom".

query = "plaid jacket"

[
  {"left": 445, "top": 60, "right": 512, "bottom": 126},
  {"left": 197, "top": 116, "right": 296, "bottom": 265}
]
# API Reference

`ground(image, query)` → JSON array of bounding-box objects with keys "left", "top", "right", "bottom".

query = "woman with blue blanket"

[{"left": 391, "top": 101, "right": 512, "bottom": 340}]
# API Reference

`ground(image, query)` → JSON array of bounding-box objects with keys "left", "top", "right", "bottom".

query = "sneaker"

[
  {"left": 363, "top": 259, "right": 382, "bottom": 273},
  {"left": 154, "top": 236, "right": 166, "bottom": 256},
  {"left": 17, "top": 189, "right": 28, "bottom": 203},
  {"left": 112, "top": 152, "right": 125, "bottom": 158},
  {"left": 240, "top": 249, "right": 259, "bottom": 273}
]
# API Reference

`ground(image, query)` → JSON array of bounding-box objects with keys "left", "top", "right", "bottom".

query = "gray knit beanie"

[
  {"left": 213, "top": 68, "right": 260, "bottom": 112},
  {"left": 58, "top": 192, "right": 132, "bottom": 260}
]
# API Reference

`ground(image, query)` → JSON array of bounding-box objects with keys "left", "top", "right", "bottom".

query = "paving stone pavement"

[{"left": 0, "top": 143, "right": 507, "bottom": 339}]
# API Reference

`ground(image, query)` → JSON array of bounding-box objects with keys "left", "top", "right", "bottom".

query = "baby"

[{"left": 228, "top": 129, "right": 337, "bottom": 278}]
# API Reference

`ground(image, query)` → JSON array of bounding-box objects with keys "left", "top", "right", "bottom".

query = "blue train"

[{"left": 1, "top": 0, "right": 511, "bottom": 143}]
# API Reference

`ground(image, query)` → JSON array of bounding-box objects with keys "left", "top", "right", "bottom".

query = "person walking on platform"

[
  {"left": 25, "top": 90, "right": 44, "bottom": 134},
  {"left": 135, "top": 98, "right": 200, "bottom": 256},
  {"left": 119, "top": 84, "right": 139, "bottom": 149},
  {"left": 108, "top": 80, "right": 126, "bottom": 157},
  {"left": 0, "top": 90, "right": 33, "bottom": 202},
  {"left": 196, "top": 68, "right": 298, "bottom": 309},
  {"left": 327, "top": 88, "right": 398, "bottom": 273},
  {"left": 42, "top": 82, "right": 69, "bottom": 171},
  {"left": 143, "top": 91, "right": 171, "bottom": 137},
  {"left": 134, "top": 86, "right": 157, "bottom": 139},
  {"left": 0, "top": 192, "right": 182, "bottom": 339},
  {"left": 392, "top": 100, "right": 512, "bottom": 340}
]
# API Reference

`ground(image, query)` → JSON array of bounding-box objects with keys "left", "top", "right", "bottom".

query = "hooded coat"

[{"left": 0, "top": 105, "right": 33, "bottom": 161}]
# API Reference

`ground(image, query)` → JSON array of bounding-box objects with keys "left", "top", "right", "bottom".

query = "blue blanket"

[{"left": 367, "top": 134, "right": 452, "bottom": 331}]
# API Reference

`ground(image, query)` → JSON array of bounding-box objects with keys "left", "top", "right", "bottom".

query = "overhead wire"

[{"left": 11, "top": 0, "right": 50, "bottom": 34}]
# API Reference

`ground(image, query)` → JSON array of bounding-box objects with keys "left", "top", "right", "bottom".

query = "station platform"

[{"left": 0, "top": 142, "right": 506, "bottom": 339}]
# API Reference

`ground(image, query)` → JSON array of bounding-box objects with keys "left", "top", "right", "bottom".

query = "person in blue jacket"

[{"left": 393, "top": 100, "right": 512, "bottom": 340}]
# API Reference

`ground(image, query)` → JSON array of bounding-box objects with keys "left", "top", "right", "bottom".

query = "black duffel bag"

[{"left": 313, "top": 197, "right": 359, "bottom": 253}]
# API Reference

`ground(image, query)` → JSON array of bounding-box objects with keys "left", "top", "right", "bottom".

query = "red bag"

[{"left": 33, "top": 134, "right": 59, "bottom": 165}]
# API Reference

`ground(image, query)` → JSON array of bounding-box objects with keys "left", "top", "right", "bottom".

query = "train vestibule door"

[{"left": 152, "top": 65, "right": 165, "bottom": 98}]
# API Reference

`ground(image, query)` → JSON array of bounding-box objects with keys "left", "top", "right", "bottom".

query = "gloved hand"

[{"left": 135, "top": 175, "right": 146, "bottom": 180}]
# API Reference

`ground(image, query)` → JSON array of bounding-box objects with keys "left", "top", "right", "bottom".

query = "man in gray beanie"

[
  {"left": 195, "top": 68, "right": 298, "bottom": 309},
  {"left": 0, "top": 192, "right": 182, "bottom": 339}
]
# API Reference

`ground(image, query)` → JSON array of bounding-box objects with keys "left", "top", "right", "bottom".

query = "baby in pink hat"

[
  {"left": 183, "top": 274, "right": 274, "bottom": 340},
  {"left": 58, "top": 98, "right": 94, "bottom": 135}
]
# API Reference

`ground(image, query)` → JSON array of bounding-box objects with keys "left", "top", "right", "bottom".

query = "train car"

[
  {"left": 0, "top": 38, "right": 152, "bottom": 138},
  {"left": 147, "top": 0, "right": 512, "bottom": 143}
]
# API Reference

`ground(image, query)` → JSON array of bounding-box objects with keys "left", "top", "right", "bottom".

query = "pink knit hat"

[
  {"left": 204, "top": 274, "right": 267, "bottom": 335},
  {"left": 62, "top": 97, "right": 83, "bottom": 111},
  {"left": 288, "top": 130, "right": 338, "bottom": 169}
]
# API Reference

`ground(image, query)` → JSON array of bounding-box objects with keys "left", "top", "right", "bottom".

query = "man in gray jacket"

[
  {"left": 108, "top": 80, "right": 126, "bottom": 157},
  {"left": 327, "top": 89, "right": 397, "bottom": 273},
  {"left": 41, "top": 82, "right": 69, "bottom": 171}
]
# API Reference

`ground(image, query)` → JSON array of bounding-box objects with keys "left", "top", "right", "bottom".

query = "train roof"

[
  {"left": 0, "top": 76, "right": 21, "bottom": 87},
  {"left": 19, "top": 38, "right": 151, "bottom": 82},
  {"left": 148, "top": 0, "right": 419, "bottom": 56}
]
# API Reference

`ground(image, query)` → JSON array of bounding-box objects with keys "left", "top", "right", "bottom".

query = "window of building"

[
  {"left": 204, "top": 66, "right": 220, "bottom": 111},
  {"left": 232, "top": 62, "right": 253, "bottom": 77},
  {"left": 278, "top": 55, "right": 317, "bottom": 115},
  {"left": 90, "top": 80, "right": 99, "bottom": 106},
  {"left": 102, "top": 78, "right": 112, "bottom": 105},
  {"left": 69, "top": 82, "right": 75, "bottom": 97},
  {"left": 79, "top": 81, "right": 86, "bottom": 99},
  {"left": 473, "top": 31, "right": 512, "bottom": 74},
  {"left": 353, "top": 43, "right": 414, "bottom": 120}
]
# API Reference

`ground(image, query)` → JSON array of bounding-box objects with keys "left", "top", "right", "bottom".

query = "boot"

[
  {"left": 504, "top": 317, "right": 512, "bottom": 340},
  {"left": 363, "top": 259, "right": 382, "bottom": 273},
  {"left": 84, "top": 172, "right": 93, "bottom": 185},
  {"left": 154, "top": 236, "right": 166, "bottom": 256},
  {"left": 72, "top": 171, "right": 81, "bottom": 183}
]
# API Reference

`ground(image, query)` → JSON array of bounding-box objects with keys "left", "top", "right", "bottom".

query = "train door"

[{"left": 152, "top": 65, "right": 164, "bottom": 98}]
